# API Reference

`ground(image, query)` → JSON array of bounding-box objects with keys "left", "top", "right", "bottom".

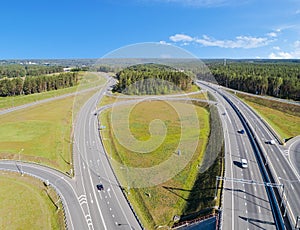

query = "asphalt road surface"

[
  {"left": 197, "top": 81, "right": 277, "bottom": 230},
  {"left": 1, "top": 76, "right": 298, "bottom": 229}
]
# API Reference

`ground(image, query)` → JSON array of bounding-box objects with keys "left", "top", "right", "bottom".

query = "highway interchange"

[{"left": 0, "top": 75, "right": 299, "bottom": 230}]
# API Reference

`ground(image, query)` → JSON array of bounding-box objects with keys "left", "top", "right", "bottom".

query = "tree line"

[
  {"left": 203, "top": 62, "right": 300, "bottom": 101},
  {"left": 0, "top": 72, "right": 79, "bottom": 96},
  {"left": 113, "top": 63, "right": 192, "bottom": 95},
  {"left": 0, "top": 64, "right": 64, "bottom": 79}
]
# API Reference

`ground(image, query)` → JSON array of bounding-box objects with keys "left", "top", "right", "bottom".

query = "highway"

[
  {"left": 1, "top": 75, "right": 298, "bottom": 229},
  {"left": 199, "top": 81, "right": 300, "bottom": 229},
  {"left": 222, "top": 87, "right": 300, "bottom": 229},
  {"left": 0, "top": 76, "right": 142, "bottom": 230},
  {"left": 197, "top": 82, "right": 277, "bottom": 229}
]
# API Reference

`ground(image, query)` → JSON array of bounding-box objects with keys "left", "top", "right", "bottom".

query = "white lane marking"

[
  {"left": 89, "top": 193, "right": 93, "bottom": 204},
  {"left": 245, "top": 202, "right": 247, "bottom": 206},
  {"left": 83, "top": 117, "right": 107, "bottom": 230},
  {"left": 245, "top": 210, "right": 248, "bottom": 214},
  {"left": 254, "top": 186, "right": 257, "bottom": 192},
  {"left": 282, "top": 169, "right": 287, "bottom": 175},
  {"left": 112, "top": 214, "right": 115, "bottom": 218},
  {"left": 291, "top": 184, "right": 294, "bottom": 190},
  {"left": 258, "top": 206, "right": 261, "bottom": 213},
  {"left": 78, "top": 194, "right": 88, "bottom": 205},
  {"left": 107, "top": 187, "right": 112, "bottom": 198}
]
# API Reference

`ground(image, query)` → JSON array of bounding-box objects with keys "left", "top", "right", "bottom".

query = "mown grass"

[
  {"left": 0, "top": 89, "right": 98, "bottom": 173},
  {"left": 100, "top": 100, "right": 211, "bottom": 229},
  {"left": 179, "top": 105, "right": 224, "bottom": 221},
  {"left": 0, "top": 72, "right": 106, "bottom": 110},
  {"left": 236, "top": 93, "right": 300, "bottom": 140},
  {"left": 0, "top": 171, "right": 65, "bottom": 230}
]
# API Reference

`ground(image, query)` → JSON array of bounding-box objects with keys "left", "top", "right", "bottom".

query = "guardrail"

[{"left": 221, "top": 93, "right": 287, "bottom": 230}]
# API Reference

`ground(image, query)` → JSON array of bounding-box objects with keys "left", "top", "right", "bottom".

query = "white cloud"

[
  {"left": 269, "top": 52, "right": 293, "bottom": 59},
  {"left": 267, "top": 32, "right": 277, "bottom": 37},
  {"left": 146, "top": 0, "right": 240, "bottom": 7},
  {"left": 269, "top": 40, "right": 300, "bottom": 59},
  {"left": 169, "top": 34, "right": 194, "bottom": 42},
  {"left": 273, "top": 46, "right": 280, "bottom": 50},
  {"left": 169, "top": 33, "right": 272, "bottom": 49},
  {"left": 159, "top": 40, "right": 171, "bottom": 45}
]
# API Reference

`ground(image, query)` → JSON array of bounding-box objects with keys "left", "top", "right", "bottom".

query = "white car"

[
  {"left": 266, "top": 139, "right": 275, "bottom": 145},
  {"left": 241, "top": 159, "right": 248, "bottom": 168},
  {"left": 269, "top": 140, "right": 275, "bottom": 145}
]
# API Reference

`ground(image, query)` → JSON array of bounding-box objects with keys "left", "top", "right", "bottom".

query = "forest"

[
  {"left": 0, "top": 72, "right": 79, "bottom": 96},
  {"left": 0, "top": 64, "right": 64, "bottom": 79},
  {"left": 113, "top": 63, "right": 192, "bottom": 95},
  {"left": 205, "top": 62, "right": 300, "bottom": 101}
]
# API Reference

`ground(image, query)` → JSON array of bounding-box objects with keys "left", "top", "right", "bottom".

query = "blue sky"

[{"left": 1, "top": 0, "right": 299, "bottom": 59}]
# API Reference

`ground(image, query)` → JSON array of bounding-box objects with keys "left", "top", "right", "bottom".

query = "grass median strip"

[{"left": 100, "top": 100, "right": 215, "bottom": 229}]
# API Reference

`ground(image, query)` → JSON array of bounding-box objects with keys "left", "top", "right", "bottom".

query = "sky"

[{"left": 1, "top": 0, "right": 299, "bottom": 59}]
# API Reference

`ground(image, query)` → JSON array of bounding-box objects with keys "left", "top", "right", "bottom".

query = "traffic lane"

[
  {"left": 212, "top": 86, "right": 276, "bottom": 229},
  {"left": 227, "top": 91, "right": 300, "bottom": 226},
  {"left": 290, "top": 141, "right": 300, "bottom": 176},
  {"left": 93, "top": 134, "right": 142, "bottom": 230},
  {"left": 82, "top": 89, "right": 141, "bottom": 229},
  {"left": 202, "top": 84, "right": 264, "bottom": 229}
]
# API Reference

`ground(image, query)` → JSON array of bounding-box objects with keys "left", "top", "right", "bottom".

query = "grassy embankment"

[
  {"left": 0, "top": 72, "right": 106, "bottom": 173},
  {"left": 236, "top": 93, "right": 300, "bottom": 140},
  {"left": 0, "top": 72, "right": 105, "bottom": 110},
  {"left": 100, "top": 99, "right": 224, "bottom": 229},
  {"left": 0, "top": 172, "right": 65, "bottom": 230}
]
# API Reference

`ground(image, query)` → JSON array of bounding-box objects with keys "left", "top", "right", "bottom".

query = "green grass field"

[
  {"left": 100, "top": 100, "right": 212, "bottom": 229},
  {"left": 236, "top": 93, "right": 300, "bottom": 140},
  {"left": 0, "top": 72, "right": 106, "bottom": 110},
  {"left": 0, "top": 88, "right": 98, "bottom": 173},
  {"left": 0, "top": 172, "right": 64, "bottom": 230}
]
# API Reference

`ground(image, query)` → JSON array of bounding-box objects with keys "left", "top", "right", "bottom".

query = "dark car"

[
  {"left": 96, "top": 184, "right": 104, "bottom": 191},
  {"left": 238, "top": 129, "right": 245, "bottom": 134}
]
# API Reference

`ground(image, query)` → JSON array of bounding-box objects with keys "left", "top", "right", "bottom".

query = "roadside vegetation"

[
  {"left": 0, "top": 72, "right": 106, "bottom": 173},
  {"left": 100, "top": 100, "right": 223, "bottom": 229},
  {"left": 208, "top": 62, "right": 300, "bottom": 101},
  {"left": 0, "top": 171, "right": 65, "bottom": 230},
  {"left": 0, "top": 72, "right": 105, "bottom": 110},
  {"left": 236, "top": 93, "right": 300, "bottom": 140}
]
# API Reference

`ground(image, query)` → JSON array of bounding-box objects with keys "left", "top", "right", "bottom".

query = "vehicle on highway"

[
  {"left": 238, "top": 129, "right": 245, "bottom": 134},
  {"left": 266, "top": 139, "right": 275, "bottom": 145},
  {"left": 241, "top": 159, "right": 248, "bottom": 168},
  {"left": 96, "top": 184, "right": 104, "bottom": 191}
]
